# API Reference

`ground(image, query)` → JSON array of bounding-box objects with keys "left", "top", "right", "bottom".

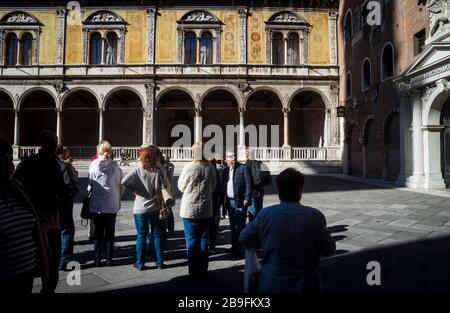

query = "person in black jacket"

[
  {"left": 222, "top": 150, "right": 252, "bottom": 258},
  {"left": 14, "top": 130, "right": 66, "bottom": 294}
]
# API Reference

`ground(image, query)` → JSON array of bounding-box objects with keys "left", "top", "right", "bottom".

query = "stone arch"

[
  {"left": 0, "top": 88, "right": 15, "bottom": 143},
  {"left": 155, "top": 88, "right": 196, "bottom": 147},
  {"left": 19, "top": 88, "right": 57, "bottom": 145},
  {"left": 0, "top": 87, "right": 16, "bottom": 109},
  {"left": 288, "top": 87, "right": 331, "bottom": 109},
  {"left": 200, "top": 86, "right": 242, "bottom": 109},
  {"left": 61, "top": 87, "right": 101, "bottom": 110},
  {"left": 423, "top": 80, "right": 450, "bottom": 126},
  {"left": 156, "top": 86, "right": 196, "bottom": 106},
  {"left": 61, "top": 88, "right": 100, "bottom": 148},
  {"left": 245, "top": 88, "right": 284, "bottom": 147},
  {"left": 103, "top": 87, "right": 144, "bottom": 146},
  {"left": 103, "top": 86, "right": 144, "bottom": 110},
  {"left": 18, "top": 87, "right": 58, "bottom": 111},
  {"left": 244, "top": 86, "right": 285, "bottom": 109},
  {"left": 289, "top": 89, "right": 328, "bottom": 147}
]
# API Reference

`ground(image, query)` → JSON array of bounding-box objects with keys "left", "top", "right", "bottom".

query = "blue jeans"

[
  {"left": 59, "top": 203, "right": 75, "bottom": 268},
  {"left": 183, "top": 218, "right": 209, "bottom": 276},
  {"left": 226, "top": 198, "right": 248, "bottom": 254},
  {"left": 93, "top": 213, "right": 116, "bottom": 262},
  {"left": 134, "top": 211, "right": 164, "bottom": 267},
  {"left": 247, "top": 195, "right": 263, "bottom": 224}
]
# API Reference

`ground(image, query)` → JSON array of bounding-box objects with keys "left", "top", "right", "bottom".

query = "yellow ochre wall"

[{"left": 1, "top": 8, "right": 331, "bottom": 65}]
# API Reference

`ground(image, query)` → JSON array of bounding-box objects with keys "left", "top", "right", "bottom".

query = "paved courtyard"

[{"left": 32, "top": 175, "right": 450, "bottom": 293}]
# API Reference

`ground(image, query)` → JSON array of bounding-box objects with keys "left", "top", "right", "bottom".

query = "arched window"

[
  {"left": 287, "top": 33, "right": 299, "bottom": 65},
  {"left": 5, "top": 33, "right": 18, "bottom": 65},
  {"left": 104, "top": 32, "right": 118, "bottom": 65},
  {"left": 344, "top": 10, "right": 353, "bottom": 42},
  {"left": 272, "top": 32, "right": 284, "bottom": 65},
  {"left": 20, "top": 33, "right": 33, "bottom": 65},
  {"left": 89, "top": 32, "right": 102, "bottom": 65},
  {"left": 184, "top": 32, "right": 197, "bottom": 65},
  {"left": 362, "top": 58, "right": 371, "bottom": 91},
  {"left": 346, "top": 72, "right": 352, "bottom": 99},
  {"left": 382, "top": 43, "right": 394, "bottom": 80},
  {"left": 200, "top": 32, "right": 213, "bottom": 64}
]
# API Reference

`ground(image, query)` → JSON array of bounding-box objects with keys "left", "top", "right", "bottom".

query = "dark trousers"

[
  {"left": 183, "top": 218, "right": 209, "bottom": 276},
  {"left": 226, "top": 198, "right": 247, "bottom": 255},
  {"left": 41, "top": 227, "right": 61, "bottom": 294},
  {"left": 59, "top": 202, "right": 75, "bottom": 268},
  {"left": 93, "top": 213, "right": 117, "bottom": 262},
  {"left": 248, "top": 195, "right": 263, "bottom": 223},
  {"left": 166, "top": 208, "right": 175, "bottom": 232},
  {"left": 0, "top": 269, "right": 35, "bottom": 294}
]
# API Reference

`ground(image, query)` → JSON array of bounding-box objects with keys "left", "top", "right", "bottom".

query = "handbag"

[
  {"left": 158, "top": 168, "right": 175, "bottom": 208},
  {"left": 80, "top": 194, "right": 94, "bottom": 226}
]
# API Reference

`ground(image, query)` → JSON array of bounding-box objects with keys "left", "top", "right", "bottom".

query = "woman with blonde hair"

[
  {"left": 178, "top": 142, "right": 216, "bottom": 277},
  {"left": 122, "top": 146, "right": 166, "bottom": 270},
  {"left": 88, "top": 140, "right": 124, "bottom": 267}
]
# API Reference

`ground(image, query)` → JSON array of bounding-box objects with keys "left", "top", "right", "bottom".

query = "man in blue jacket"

[
  {"left": 239, "top": 168, "right": 336, "bottom": 293},
  {"left": 222, "top": 150, "right": 253, "bottom": 258}
]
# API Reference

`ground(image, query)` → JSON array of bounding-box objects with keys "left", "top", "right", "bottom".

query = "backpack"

[{"left": 248, "top": 160, "right": 272, "bottom": 190}]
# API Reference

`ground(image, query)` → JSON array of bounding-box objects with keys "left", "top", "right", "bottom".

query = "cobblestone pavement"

[{"left": 32, "top": 175, "right": 450, "bottom": 293}]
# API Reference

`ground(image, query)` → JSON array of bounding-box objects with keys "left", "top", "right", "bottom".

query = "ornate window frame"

[
  {"left": 265, "top": 11, "right": 311, "bottom": 65},
  {"left": 82, "top": 10, "right": 127, "bottom": 65},
  {"left": 0, "top": 11, "right": 42, "bottom": 66},
  {"left": 177, "top": 10, "right": 222, "bottom": 65}
]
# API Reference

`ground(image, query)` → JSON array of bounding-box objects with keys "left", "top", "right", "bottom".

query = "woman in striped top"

[{"left": 0, "top": 139, "right": 49, "bottom": 293}]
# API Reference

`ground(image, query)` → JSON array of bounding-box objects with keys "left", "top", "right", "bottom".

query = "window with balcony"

[
  {"left": 0, "top": 11, "right": 41, "bottom": 66},
  {"left": 82, "top": 10, "right": 126, "bottom": 65},
  {"left": 265, "top": 11, "right": 311, "bottom": 65},
  {"left": 177, "top": 10, "right": 221, "bottom": 65}
]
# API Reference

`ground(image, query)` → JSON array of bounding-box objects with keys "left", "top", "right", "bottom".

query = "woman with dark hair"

[
  {"left": 122, "top": 146, "right": 165, "bottom": 270},
  {"left": 0, "top": 139, "right": 49, "bottom": 293}
]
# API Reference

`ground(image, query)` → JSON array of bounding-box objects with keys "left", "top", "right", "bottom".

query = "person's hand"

[{"left": 243, "top": 200, "right": 249, "bottom": 207}]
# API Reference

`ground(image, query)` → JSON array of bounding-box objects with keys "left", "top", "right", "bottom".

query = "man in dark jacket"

[
  {"left": 14, "top": 130, "right": 66, "bottom": 294},
  {"left": 222, "top": 150, "right": 252, "bottom": 257}
]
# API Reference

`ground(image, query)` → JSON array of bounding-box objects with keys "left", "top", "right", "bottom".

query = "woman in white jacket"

[
  {"left": 89, "top": 140, "right": 123, "bottom": 267},
  {"left": 178, "top": 142, "right": 216, "bottom": 277}
]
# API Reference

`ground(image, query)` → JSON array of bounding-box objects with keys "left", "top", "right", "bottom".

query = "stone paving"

[{"left": 32, "top": 175, "right": 450, "bottom": 293}]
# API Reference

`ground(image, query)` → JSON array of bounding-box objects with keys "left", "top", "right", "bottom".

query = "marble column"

[
  {"left": 98, "top": 108, "right": 104, "bottom": 143},
  {"left": 406, "top": 91, "right": 425, "bottom": 188},
  {"left": 13, "top": 109, "right": 19, "bottom": 146},
  {"left": 56, "top": 108, "right": 62, "bottom": 143}
]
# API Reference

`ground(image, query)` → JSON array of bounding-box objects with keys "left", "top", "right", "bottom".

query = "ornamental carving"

[
  {"left": 183, "top": 10, "right": 216, "bottom": 22},
  {"left": 2, "top": 12, "right": 37, "bottom": 23},
  {"left": 85, "top": 10, "right": 124, "bottom": 23}
]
